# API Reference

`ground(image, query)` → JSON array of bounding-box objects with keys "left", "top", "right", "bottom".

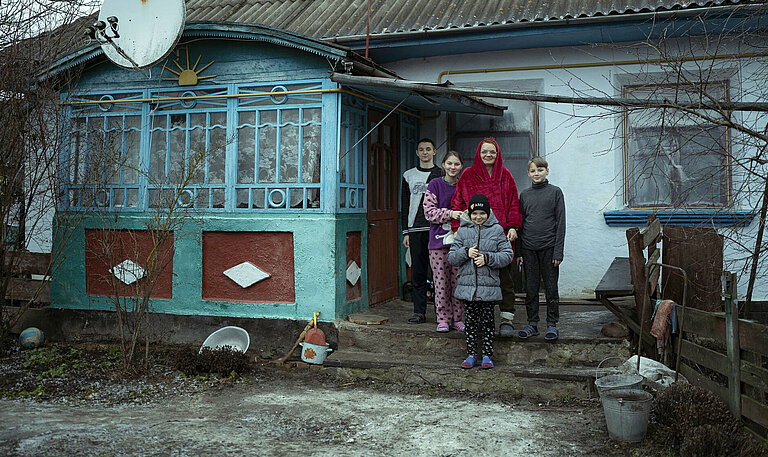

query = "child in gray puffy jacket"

[{"left": 448, "top": 194, "right": 514, "bottom": 369}]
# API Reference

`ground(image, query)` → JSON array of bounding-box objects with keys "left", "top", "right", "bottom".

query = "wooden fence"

[
  {"left": 3, "top": 251, "right": 51, "bottom": 304},
  {"left": 676, "top": 273, "right": 768, "bottom": 440}
]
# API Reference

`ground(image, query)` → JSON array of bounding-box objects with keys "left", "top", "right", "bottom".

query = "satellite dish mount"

[{"left": 85, "top": 0, "right": 186, "bottom": 72}]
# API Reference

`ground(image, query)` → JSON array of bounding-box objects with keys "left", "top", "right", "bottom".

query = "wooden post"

[{"left": 724, "top": 272, "right": 742, "bottom": 419}]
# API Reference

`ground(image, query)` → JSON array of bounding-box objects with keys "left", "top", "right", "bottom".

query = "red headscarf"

[{"left": 450, "top": 138, "right": 522, "bottom": 233}]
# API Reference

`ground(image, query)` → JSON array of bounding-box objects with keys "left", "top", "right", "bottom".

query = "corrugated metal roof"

[{"left": 184, "top": 0, "right": 753, "bottom": 39}]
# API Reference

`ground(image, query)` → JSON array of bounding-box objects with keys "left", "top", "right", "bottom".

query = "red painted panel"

[
  {"left": 202, "top": 231, "right": 295, "bottom": 303},
  {"left": 346, "top": 231, "right": 361, "bottom": 302},
  {"left": 85, "top": 229, "right": 174, "bottom": 299}
]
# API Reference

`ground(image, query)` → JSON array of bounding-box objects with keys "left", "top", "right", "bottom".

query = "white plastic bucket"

[
  {"left": 199, "top": 326, "right": 250, "bottom": 354},
  {"left": 299, "top": 341, "right": 333, "bottom": 365},
  {"left": 602, "top": 389, "right": 653, "bottom": 442}
]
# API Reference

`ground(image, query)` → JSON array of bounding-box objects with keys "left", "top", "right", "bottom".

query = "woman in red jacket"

[{"left": 451, "top": 138, "right": 522, "bottom": 337}]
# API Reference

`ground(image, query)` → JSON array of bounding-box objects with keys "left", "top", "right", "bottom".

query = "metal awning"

[{"left": 330, "top": 73, "right": 505, "bottom": 116}]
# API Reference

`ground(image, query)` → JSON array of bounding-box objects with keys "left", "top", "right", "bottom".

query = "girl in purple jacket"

[{"left": 423, "top": 151, "right": 464, "bottom": 333}]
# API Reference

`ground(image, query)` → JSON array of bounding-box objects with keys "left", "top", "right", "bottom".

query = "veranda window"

[
  {"left": 63, "top": 81, "right": 326, "bottom": 211},
  {"left": 624, "top": 83, "right": 729, "bottom": 208},
  {"left": 452, "top": 99, "right": 538, "bottom": 190}
]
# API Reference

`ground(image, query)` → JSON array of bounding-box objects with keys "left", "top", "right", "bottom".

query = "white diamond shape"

[
  {"left": 223, "top": 262, "right": 270, "bottom": 288},
  {"left": 346, "top": 261, "right": 361, "bottom": 286},
  {"left": 110, "top": 259, "right": 145, "bottom": 285}
]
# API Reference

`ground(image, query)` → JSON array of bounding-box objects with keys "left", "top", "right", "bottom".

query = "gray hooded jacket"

[{"left": 447, "top": 210, "right": 514, "bottom": 302}]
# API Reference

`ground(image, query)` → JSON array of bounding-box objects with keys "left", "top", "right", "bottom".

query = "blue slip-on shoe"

[
  {"left": 518, "top": 325, "right": 539, "bottom": 339},
  {"left": 499, "top": 321, "right": 515, "bottom": 337},
  {"left": 544, "top": 326, "right": 559, "bottom": 341},
  {"left": 481, "top": 355, "right": 494, "bottom": 369}
]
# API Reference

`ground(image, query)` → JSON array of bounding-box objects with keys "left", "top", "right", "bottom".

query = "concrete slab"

[
  {"left": 346, "top": 298, "right": 622, "bottom": 341},
  {"left": 324, "top": 350, "right": 600, "bottom": 400}
]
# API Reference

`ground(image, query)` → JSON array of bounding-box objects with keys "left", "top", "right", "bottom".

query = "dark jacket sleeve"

[
  {"left": 554, "top": 187, "right": 566, "bottom": 261},
  {"left": 400, "top": 177, "right": 410, "bottom": 235}
]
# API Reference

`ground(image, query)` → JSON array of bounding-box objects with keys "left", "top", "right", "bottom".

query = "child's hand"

[
  {"left": 468, "top": 246, "right": 479, "bottom": 258},
  {"left": 450, "top": 210, "right": 462, "bottom": 220},
  {"left": 474, "top": 254, "right": 486, "bottom": 267},
  {"left": 553, "top": 259, "right": 562, "bottom": 267}
]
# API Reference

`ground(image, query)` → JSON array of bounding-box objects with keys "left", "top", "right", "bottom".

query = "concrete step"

[
  {"left": 323, "top": 350, "right": 601, "bottom": 400},
  {"left": 335, "top": 322, "right": 631, "bottom": 367}
]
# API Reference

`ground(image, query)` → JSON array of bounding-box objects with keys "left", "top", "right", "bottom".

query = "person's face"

[
  {"left": 480, "top": 142, "right": 498, "bottom": 168},
  {"left": 416, "top": 141, "right": 436, "bottom": 164},
  {"left": 528, "top": 163, "right": 549, "bottom": 184},
  {"left": 470, "top": 209, "right": 488, "bottom": 225},
  {"left": 443, "top": 156, "right": 463, "bottom": 178}
]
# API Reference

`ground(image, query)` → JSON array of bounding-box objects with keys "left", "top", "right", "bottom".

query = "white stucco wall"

[{"left": 387, "top": 42, "right": 768, "bottom": 301}]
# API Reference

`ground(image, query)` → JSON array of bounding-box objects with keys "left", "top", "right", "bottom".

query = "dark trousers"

[
  {"left": 521, "top": 246, "right": 560, "bottom": 327},
  {"left": 409, "top": 231, "right": 430, "bottom": 316},
  {"left": 499, "top": 262, "right": 517, "bottom": 315},
  {"left": 464, "top": 301, "right": 496, "bottom": 357}
]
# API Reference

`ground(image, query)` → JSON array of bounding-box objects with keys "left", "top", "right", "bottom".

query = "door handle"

[{"left": 368, "top": 223, "right": 377, "bottom": 227}]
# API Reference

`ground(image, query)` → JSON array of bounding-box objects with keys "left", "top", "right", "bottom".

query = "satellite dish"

[{"left": 95, "top": 0, "right": 185, "bottom": 70}]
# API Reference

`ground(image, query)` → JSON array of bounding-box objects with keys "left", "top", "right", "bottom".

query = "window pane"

[
  {"left": 258, "top": 111, "right": 277, "bottom": 183},
  {"left": 168, "top": 114, "right": 186, "bottom": 184},
  {"left": 625, "top": 83, "right": 729, "bottom": 207},
  {"left": 124, "top": 116, "right": 140, "bottom": 184},
  {"left": 189, "top": 126, "right": 205, "bottom": 184},
  {"left": 238, "top": 125, "right": 255, "bottom": 184},
  {"left": 209, "top": 122, "right": 226, "bottom": 185},
  {"left": 302, "top": 122, "right": 321, "bottom": 183},
  {"left": 150, "top": 116, "right": 167, "bottom": 184},
  {"left": 280, "top": 109, "right": 299, "bottom": 183}
]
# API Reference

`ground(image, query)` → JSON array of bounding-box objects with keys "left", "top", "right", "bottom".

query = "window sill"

[{"left": 603, "top": 209, "right": 755, "bottom": 227}]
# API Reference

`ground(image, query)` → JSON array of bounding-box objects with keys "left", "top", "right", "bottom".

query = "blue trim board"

[
  {"left": 603, "top": 210, "right": 755, "bottom": 227},
  {"left": 357, "top": 13, "right": 768, "bottom": 62}
]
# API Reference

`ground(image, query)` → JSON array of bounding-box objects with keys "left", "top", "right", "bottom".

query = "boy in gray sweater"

[{"left": 517, "top": 157, "right": 566, "bottom": 341}]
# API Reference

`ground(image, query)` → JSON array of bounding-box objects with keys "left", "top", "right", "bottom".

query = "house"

[{"left": 46, "top": 0, "right": 768, "bottom": 322}]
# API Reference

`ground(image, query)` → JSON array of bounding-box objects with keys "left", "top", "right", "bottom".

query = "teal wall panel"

[
  {"left": 51, "top": 211, "right": 342, "bottom": 322},
  {"left": 334, "top": 214, "right": 368, "bottom": 317}
]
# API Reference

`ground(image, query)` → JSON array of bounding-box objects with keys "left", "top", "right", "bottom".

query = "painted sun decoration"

[{"left": 162, "top": 48, "right": 216, "bottom": 86}]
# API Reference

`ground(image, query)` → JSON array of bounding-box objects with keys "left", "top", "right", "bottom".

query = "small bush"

[
  {"left": 174, "top": 346, "right": 250, "bottom": 377},
  {"left": 651, "top": 382, "right": 768, "bottom": 457}
]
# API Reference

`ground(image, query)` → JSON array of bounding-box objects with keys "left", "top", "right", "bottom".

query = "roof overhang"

[
  {"left": 38, "top": 22, "right": 354, "bottom": 80},
  {"left": 330, "top": 73, "right": 505, "bottom": 116}
]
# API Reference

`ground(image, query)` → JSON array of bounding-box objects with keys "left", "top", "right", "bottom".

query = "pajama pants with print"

[
  {"left": 428, "top": 248, "right": 463, "bottom": 325},
  {"left": 463, "top": 300, "right": 496, "bottom": 357}
]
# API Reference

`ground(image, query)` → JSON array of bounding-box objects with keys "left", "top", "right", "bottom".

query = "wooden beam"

[
  {"left": 641, "top": 218, "right": 661, "bottom": 247},
  {"left": 741, "top": 359, "right": 768, "bottom": 391},
  {"left": 680, "top": 339, "right": 728, "bottom": 376},
  {"left": 680, "top": 362, "right": 729, "bottom": 400},
  {"left": 739, "top": 319, "right": 768, "bottom": 356},
  {"left": 724, "top": 272, "right": 742, "bottom": 418},
  {"left": 680, "top": 307, "right": 726, "bottom": 340},
  {"left": 4, "top": 252, "right": 51, "bottom": 275},
  {"left": 742, "top": 395, "right": 768, "bottom": 429},
  {"left": 5, "top": 278, "right": 51, "bottom": 303}
]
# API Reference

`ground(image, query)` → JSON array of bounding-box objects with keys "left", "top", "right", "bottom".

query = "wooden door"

[{"left": 367, "top": 109, "right": 399, "bottom": 304}]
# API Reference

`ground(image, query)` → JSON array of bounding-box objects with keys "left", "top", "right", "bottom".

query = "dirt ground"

[{"left": 0, "top": 343, "right": 653, "bottom": 457}]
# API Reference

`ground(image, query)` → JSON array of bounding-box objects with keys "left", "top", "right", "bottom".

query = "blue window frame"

[
  {"left": 338, "top": 95, "right": 367, "bottom": 212},
  {"left": 62, "top": 80, "right": 327, "bottom": 212}
]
